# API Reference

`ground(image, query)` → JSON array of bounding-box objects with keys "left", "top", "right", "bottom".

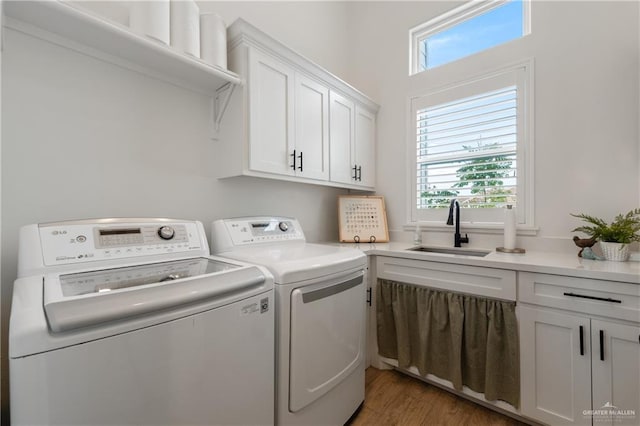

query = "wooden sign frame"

[{"left": 338, "top": 195, "right": 389, "bottom": 243}]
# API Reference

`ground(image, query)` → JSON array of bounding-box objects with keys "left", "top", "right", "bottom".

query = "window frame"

[
  {"left": 409, "top": 0, "right": 531, "bottom": 75},
  {"left": 407, "top": 60, "right": 535, "bottom": 230}
]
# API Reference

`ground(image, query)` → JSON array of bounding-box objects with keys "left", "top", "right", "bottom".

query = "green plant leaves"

[{"left": 570, "top": 209, "right": 640, "bottom": 244}]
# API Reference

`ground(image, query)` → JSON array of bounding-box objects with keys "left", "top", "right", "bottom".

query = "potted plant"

[{"left": 571, "top": 208, "right": 640, "bottom": 261}]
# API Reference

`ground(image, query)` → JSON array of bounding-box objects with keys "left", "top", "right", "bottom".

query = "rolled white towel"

[
  {"left": 171, "top": 0, "right": 200, "bottom": 58},
  {"left": 129, "top": 1, "right": 170, "bottom": 45},
  {"left": 200, "top": 13, "right": 227, "bottom": 69}
]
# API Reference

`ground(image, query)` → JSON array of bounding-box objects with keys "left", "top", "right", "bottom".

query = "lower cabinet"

[
  {"left": 519, "top": 305, "right": 640, "bottom": 426},
  {"left": 368, "top": 263, "right": 640, "bottom": 426},
  {"left": 519, "top": 305, "right": 592, "bottom": 425},
  {"left": 591, "top": 319, "right": 640, "bottom": 426}
]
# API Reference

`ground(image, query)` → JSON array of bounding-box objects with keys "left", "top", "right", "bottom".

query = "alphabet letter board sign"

[{"left": 338, "top": 195, "right": 389, "bottom": 243}]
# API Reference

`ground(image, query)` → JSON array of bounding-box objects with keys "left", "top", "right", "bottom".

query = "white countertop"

[{"left": 327, "top": 242, "right": 640, "bottom": 284}]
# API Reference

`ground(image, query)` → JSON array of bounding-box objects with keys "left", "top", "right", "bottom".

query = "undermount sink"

[{"left": 407, "top": 246, "right": 491, "bottom": 257}]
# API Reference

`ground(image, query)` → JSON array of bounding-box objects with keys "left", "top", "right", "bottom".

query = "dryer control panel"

[
  {"left": 211, "top": 217, "right": 305, "bottom": 253},
  {"left": 31, "top": 219, "right": 206, "bottom": 268}
]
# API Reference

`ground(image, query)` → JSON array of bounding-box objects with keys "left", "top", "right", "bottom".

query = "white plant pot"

[{"left": 599, "top": 241, "right": 630, "bottom": 262}]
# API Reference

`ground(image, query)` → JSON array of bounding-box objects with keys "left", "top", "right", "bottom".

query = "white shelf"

[{"left": 3, "top": 0, "right": 242, "bottom": 95}]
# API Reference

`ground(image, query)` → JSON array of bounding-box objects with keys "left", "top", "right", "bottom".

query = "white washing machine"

[
  {"left": 10, "top": 218, "right": 275, "bottom": 426},
  {"left": 211, "top": 216, "right": 367, "bottom": 425}
]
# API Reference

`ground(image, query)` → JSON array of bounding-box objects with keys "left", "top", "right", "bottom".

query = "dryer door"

[{"left": 289, "top": 270, "right": 365, "bottom": 412}]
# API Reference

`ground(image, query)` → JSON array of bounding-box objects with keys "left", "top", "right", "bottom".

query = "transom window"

[
  {"left": 410, "top": 0, "right": 530, "bottom": 74},
  {"left": 409, "top": 64, "right": 532, "bottom": 226}
]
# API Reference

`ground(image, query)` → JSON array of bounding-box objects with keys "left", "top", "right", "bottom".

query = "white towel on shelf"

[
  {"left": 170, "top": 0, "right": 200, "bottom": 58},
  {"left": 128, "top": 1, "right": 170, "bottom": 45},
  {"left": 200, "top": 13, "right": 227, "bottom": 69}
]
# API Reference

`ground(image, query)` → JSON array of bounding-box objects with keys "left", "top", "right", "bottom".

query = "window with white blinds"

[
  {"left": 417, "top": 86, "right": 517, "bottom": 209},
  {"left": 409, "top": 63, "right": 532, "bottom": 226}
]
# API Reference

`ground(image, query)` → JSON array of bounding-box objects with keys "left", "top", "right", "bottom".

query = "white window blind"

[
  {"left": 409, "top": 62, "right": 533, "bottom": 227},
  {"left": 416, "top": 86, "right": 518, "bottom": 210}
]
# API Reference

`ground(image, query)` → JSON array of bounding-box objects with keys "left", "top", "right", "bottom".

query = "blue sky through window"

[{"left": 422, "top": 0, "right": 524, "bottom": 70}]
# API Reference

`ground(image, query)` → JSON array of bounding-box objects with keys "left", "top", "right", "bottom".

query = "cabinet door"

[
  {"left": 519, "top": 305, "right": 592, "bottom": 425},
  {"left": 354, "top": 106, "right": 376, "bottom": 188},
  {"left": 295, "top": 74, "right": 329, "bottom": 181},
  {"left": 329, "top": 91, "right": 355, "bottom": 185},
  {"left": 591, "top": 320, "right": 640, "bottom": 426},
  {"left": 248, "top": 48, "right": 295, "bottom": 176}
]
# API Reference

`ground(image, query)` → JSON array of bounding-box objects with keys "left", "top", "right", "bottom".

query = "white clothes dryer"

[
  {"left": 211, "top": 216, "right": 367, "bottom": 425},
  {"left": 10, "top": 218, "right": 275, "bottom": 426}
]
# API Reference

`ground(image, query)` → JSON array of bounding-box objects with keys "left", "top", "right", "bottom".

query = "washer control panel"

[
  {"left": 94, "top": 225, "right": 187, "bottom": 248},
  {"left": 38, "top": 220, "right": 203, "bottom": 266},
  {"left": 211, "top": 217, "right": 305, "bottom": 252}
]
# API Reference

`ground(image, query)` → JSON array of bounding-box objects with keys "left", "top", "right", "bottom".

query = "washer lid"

[
  {"left": 58, "top": 257, "right": 236, "bottom": 297},
  {"left": 218, "top": 243, "right": 366, "bottom": 284},
  {"left": 44, "top": 257, "right": 267, "bottom": 332}
]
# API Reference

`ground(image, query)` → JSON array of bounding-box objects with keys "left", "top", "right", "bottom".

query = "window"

[
  {"left": 410, "top": 0, "right": 529, "bottom": 74},
  {"left": 417, "top": 86, "right": 517, "bottom": 210},
  {"left": 409, "top": 63, "right": 532, "bottom": 226}
]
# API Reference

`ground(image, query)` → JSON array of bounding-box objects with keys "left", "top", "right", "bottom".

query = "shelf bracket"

[{"left": 212, "top": 82, "right": 236, "bottom": 138}]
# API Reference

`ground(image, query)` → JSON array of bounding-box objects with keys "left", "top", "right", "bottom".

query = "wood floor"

[{"left": 347, "top": 368, "right": 527, "bottom": 426}]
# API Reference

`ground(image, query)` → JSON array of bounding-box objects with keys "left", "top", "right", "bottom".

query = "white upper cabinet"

[
  {"left": 248, "top": 49, "right": 296, "bottom": 176},
  {"left": 354, "top": 106, "right": 376, "bottom": 189},
  {"left": 329, "top": 91, "right": 356, "bottom": 185},
  {"left": 294, "top": 74, "right": 329, "bottom": 181},
  {"left": 329, "top": 92, "right": 376, "bottom": 190},
  {"left": 247, "top": 49, "right": 329, "bottom": 180},
  {"left": 218, "top": 19, "right": 379, "bottom": 190}
]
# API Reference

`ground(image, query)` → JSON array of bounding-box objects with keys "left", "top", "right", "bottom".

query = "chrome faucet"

[{"left": 447, "top": 199, "right": 469, "bottom": 248}]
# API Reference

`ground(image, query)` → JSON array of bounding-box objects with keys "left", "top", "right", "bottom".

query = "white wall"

[
  {"left": 199, "top": 2, "right": 351, "bottom": 82},
  {"left": 72, "top": 1, "right": 352, "bottom": 81},
  {"left": 347, "top": 0, "right": 640, "bottom": 251},
  {"left": 0, "top": 1, "right": 351, "bottom": 420}
]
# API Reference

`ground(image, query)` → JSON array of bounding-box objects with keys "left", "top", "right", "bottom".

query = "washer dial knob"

[
  {"left": 278, "top": 222, "right": 289, "bottom": 232},
  {"left": 157, "top": 226, "right": 175, "bottom": 240}
]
